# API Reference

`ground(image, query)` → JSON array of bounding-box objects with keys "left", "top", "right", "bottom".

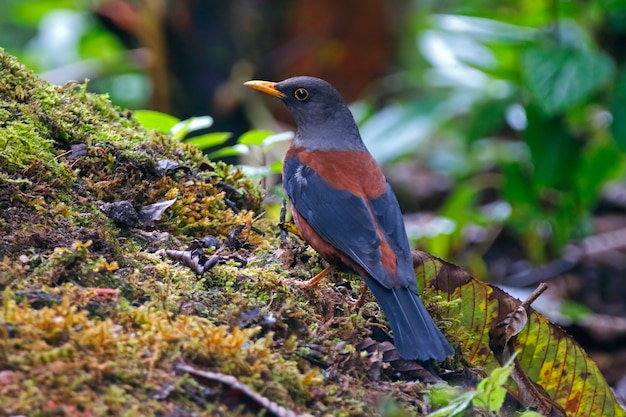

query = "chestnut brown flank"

[{"left": 368, "top": 205, "right": 398, "bottom": 277}]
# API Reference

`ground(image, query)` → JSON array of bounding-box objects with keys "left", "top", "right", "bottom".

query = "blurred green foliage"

[
  {"left": 0, "top": 0, "right": 149, "bottom": 108},
  {"left": 134, "top": 109, "right": 290, "bottom": 182},
  {"left": 357, "top": 1, "right": 626, "bottom": 268},
  {"left": 3, "top": 0, "right": 626, "bottom": 272}
]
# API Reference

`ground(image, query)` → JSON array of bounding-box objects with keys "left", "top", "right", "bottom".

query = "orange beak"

[{"left": 244, "top": 80, "right": 285, "bottom": 98}]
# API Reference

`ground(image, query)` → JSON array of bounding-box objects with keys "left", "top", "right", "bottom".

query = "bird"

[{"left": 244, "top": 76, "right": 453, "bottom": 362}]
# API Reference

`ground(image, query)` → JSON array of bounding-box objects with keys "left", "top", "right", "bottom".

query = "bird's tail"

[{"left": 366, "top": 278, "right": 453, "bottom": 361}]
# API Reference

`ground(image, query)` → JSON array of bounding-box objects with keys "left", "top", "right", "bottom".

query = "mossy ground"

[{"left": 0, "top": 49, "right": 444, "bottom": 416}]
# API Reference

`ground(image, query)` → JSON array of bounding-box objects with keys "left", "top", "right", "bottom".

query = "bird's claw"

[
  {"left": 283, "top": 278, "right": 314, "bottom": 289},
  {"left": 283, "top": 265, "right": 337, "bottom": 289}
]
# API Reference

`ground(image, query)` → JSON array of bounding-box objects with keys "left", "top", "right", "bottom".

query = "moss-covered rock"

[{"left": 0, "top": 49, "right": 435, "bottom": 416}]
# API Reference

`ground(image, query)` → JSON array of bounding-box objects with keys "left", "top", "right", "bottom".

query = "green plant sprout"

[{"left": 427, "top": 351, "right": 527, "bottom": 417}]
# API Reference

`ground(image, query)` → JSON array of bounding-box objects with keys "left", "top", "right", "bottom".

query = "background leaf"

[
  {"left": 237, "top": 129, "right": 274, "bottom": 146},
  {"left": 523, "top": 46, "right": 615, "bottom": 116},
  {"left": 207, "top": 143, "right": 250, "bottom": 159},
  {"left": 575, "top": 139, "right": 623, "bottom": 209},
  {"left": 524, "top": 105, "right": 582, "bottom": 188},
  {"left": 185, "top": 132, "right": 231, "bottom": 150},
  {"left": 133, "top": 110, "right": 180, "bottom": 134},
  {"left": 610, "top": 69, "right": 626, "bottom": 151},
  {"left": 170, "top": 115, "right": 214, "bottom": 140},
  {"left": 261, "top": 131, "right": 295, "bottom": 151}
]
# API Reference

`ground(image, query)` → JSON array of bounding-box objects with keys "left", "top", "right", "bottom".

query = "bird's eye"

[{"left": 294, "top": 88, "right": 309, "bottom": 101}]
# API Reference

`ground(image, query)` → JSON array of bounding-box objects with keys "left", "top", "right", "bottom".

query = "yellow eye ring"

[{"left": 294, "top": 88, "right": 309, "bottom": 101}]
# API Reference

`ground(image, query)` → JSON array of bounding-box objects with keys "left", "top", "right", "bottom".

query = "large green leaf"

[{"left": 523, "top": 46, "right": 615, "bottom": 115}]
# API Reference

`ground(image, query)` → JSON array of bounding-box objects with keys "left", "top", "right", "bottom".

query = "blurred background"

[{"left": 2, "top": 0, "right": 626, "bottom": 398}]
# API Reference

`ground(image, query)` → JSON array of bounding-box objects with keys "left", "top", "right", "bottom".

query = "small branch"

[{"left": 520, "top": 282, "right": 548, "bottom": 310}]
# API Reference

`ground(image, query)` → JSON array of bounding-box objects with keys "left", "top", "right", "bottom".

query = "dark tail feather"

[{"left": 366, "top": 279, "right": 453, "bottom": 361}]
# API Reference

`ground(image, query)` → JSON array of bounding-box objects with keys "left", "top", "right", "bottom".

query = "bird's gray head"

[{"left": 244, "top": 76, "right": 365, "bottom": 151}]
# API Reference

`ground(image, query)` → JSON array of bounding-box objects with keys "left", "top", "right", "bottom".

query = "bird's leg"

[
  {"left": 288, "top": 265, "right": 337, "bottom": 288},
  {"left": 354, "top": 285, "right": 368, "bottom": 307},
  {"left": 343, "top": 284, "right": 369, "bottom": 307},
  {"left": 279, "top": 198, "right": 287, "bottom": 241}
]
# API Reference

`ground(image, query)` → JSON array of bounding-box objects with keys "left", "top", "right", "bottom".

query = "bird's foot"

[
  {"left": 344, "top": 284, "right": 368, "bottom": 308},
  {"left": 284, "top": 265, "right": 337, "bottom": 289},
  {"left": 283, "top": 278, "right": 315, "bottom": 288},
  {"left": 344, "top": 296, "right": 362, "bottom": 308}
]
